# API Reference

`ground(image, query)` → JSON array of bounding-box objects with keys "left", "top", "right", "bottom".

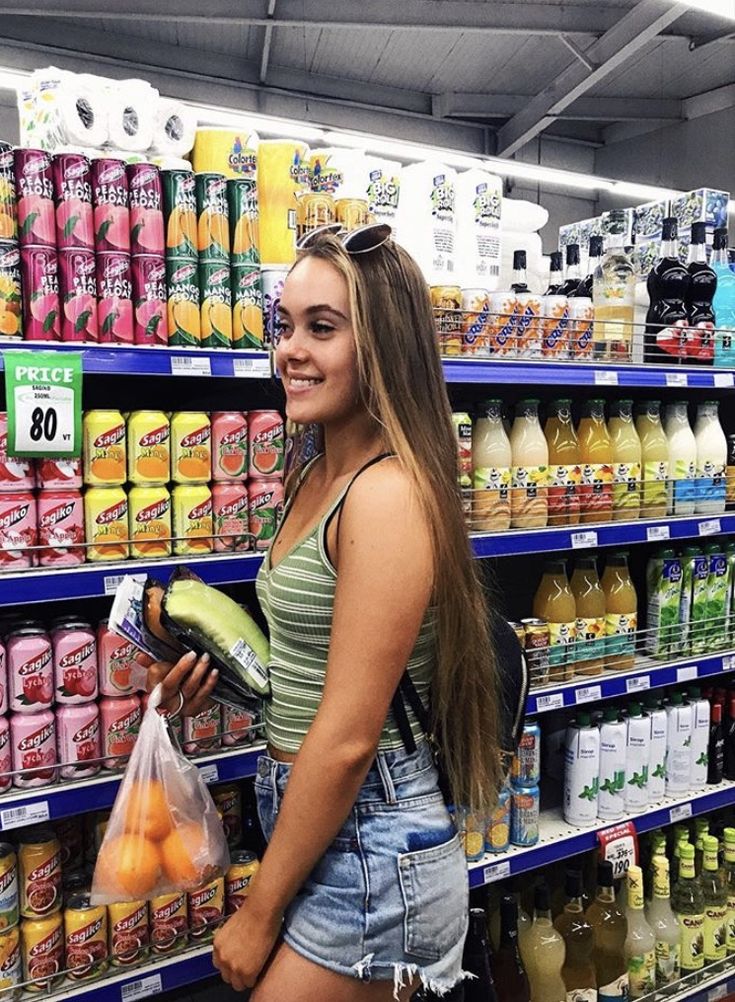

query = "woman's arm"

[{"left": 213, "top": 461, "right": 434, "bottom": 990}]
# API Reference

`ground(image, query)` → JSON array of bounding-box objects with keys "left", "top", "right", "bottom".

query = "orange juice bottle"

[
  {"left": 171, "top": 412, "right": 211, "bottom": 485},
  {"left": 172, "top": 484, "right": 213, "bottom": 555},
  {"left": 577, "top": 400, "right": 613, "bottom": 524},
  {"left": 127, "top": 411, "right": 170, "bottom": 486},
  {"left": 83, "top": 410, "right": 126, "bottom": 487},
  {"left": 533, "top": 559, "right": 577, "bottom": 682},
  {"left": 84, "top": 487, "right": 130, "bottom": 561},
  {"left": 128, "top": 486, "right": 172, "bottom": 559}
]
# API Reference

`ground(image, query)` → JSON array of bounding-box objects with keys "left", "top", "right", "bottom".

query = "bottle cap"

[
  {"left": 550, "top": 250, "right": 563, "bottom": 271},
  {"left": 714, "top": 227, "right": 728, "bottom": 251},
  {"left": 565, "top": 869, "right": 584, "bottom": 898},
  {"left": 724, "top": 827, "right": 735, "bottom": 846},
  {"left": 513, "top": 250, "right": 527, "bottom": 270},
  {"left": 566, "top": 244, "right": 580, "bottom": 266},
  {"left": 670, "top": 691, "right": 683, "bottom": 705},
  {"left": 691, "top": 221, "right": 707, "bottom": 244},
  {"left": 500, "top": 894, "right": 518, "bottom": 926},
  {"left": 589, "top": 235, "right": 604, "bottom": 257},
  {"left": 597, "top": 860, "right": 614, "bottom": 887},
  {"left": 603, "top": 706, "right": 620, "bottom": 722},
  {"left": 534, "top": 882, "right": 551, "bottom": 912},
  {"left": 574, "top": 555, "right": 598, "bottom": 571},
  {"left": 577, "top": 711, "right": 591, "bottom": 727},
  {"left": 606, "top": 209, "right": 627, "bottom": 234},
  {"left": 628, "top": 702, "right": 642, "bottom": 716},
  {"left": 662, "top": 217, "right": 679, "bottom": 241},
  {"left": 680, "top": 843, "right": 695, "bottom": 860}
]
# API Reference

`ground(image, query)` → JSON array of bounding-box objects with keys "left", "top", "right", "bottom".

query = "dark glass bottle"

[
  {"left": 493, "top": 895, "right": 531, "bottom": 1002},
  {"left": 724, "top": 697, "right": 735, "bottom": 781},
  {"left": 578, "top": 235, "right": 603, "bottom": 300},
  {"left": 645, "top": 217, "right": 690, "bottom": 362},
  {"left": 463, "top": 907, "right": 498, "bottom": 1002},
  {"left": 511, "top": 250, "right": 529, "bottom": 294},
  {"left": 559, "top": 244, "right": 583, "bottom": 297},
  {"left": 708, "top": 700, "right": 724, "bottom": 784},
  {"left": 545, "top": 251, "right": 564, "bottom": 295},
  {"left": 685, "top": 221, "right": 716, "bottom": 365}
]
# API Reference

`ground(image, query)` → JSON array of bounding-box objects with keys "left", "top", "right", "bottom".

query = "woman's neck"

[{"left": 321, "top": 412, "right": 386, "bottom": 482}]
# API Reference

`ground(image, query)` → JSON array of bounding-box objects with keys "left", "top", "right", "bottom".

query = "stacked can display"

[
  {"left": 162, "top": 168, "right": 200, "bottom": 346},
  {"left": 92, "top": 157, "right": 134, "bottom": 343},
  {"left": 0, "top": 143, "right": 21, "bottom": 340},
  {"left": 127, "top": 163, "right": 168, "bottom": 346},
  {"left": 196, "top": 172, "right": 232, "bottom": 349},
  {"left": 15, "top": 148, "right": 61, "bottom": 342},
  {"left": 53, "top": 151, "right": 97, "bottom": 342},
  {"left": 228, "top": 164, "right": 264, "bottom": 349}
]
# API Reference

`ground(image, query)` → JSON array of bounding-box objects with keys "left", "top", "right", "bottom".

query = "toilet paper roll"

[
  {"left": 22, "top": 68, "right": 109, "bottom": 150},
  {"left": 396, "top": 161, "right": 457, "bottom": 285},
  {"left": 455, "top": 168, "right": 503, "bottom": 291},
  {"left": 151, "top": 99, "right": 198, "bottom": 158},
  {"left": 106, "top": 79, "right": 157, "bottom": 152},
  {"left": 151, "top": 155, "right": 193, "bottom": 172}
]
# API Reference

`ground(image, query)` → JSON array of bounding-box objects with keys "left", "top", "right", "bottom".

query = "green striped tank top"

[{"left": 255, "top": 456, "right": 436, "bottom": 753}]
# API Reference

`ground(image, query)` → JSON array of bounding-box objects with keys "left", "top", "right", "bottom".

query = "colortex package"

[{"left": 90, "top": 683, "right": 230, "bottom": 905}]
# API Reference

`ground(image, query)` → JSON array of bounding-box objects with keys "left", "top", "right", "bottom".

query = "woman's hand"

[
  {"left": 213, "top": 900, "right": 282, "bottom": 991},
  {"left": 136, "top": 650, "right": 218, "bottom": 716}
]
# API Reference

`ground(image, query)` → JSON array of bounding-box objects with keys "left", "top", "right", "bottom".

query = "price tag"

[
  {"left": 714, "top": 373, "right": 734, "bottom": 388},
  {"left": 104, "top": 572, "right": 145, "bottom": 597},
  {"left": 676, "top": 665, "right": 698, "bottom": 682},
  {"left": 0, "top": 800, "right": 50, "bottom": 830},
  {"left": 709, "top": 984, "right": 728, "bottom": 1002},
  {"left": 535, "top": 692, "right": 564, "bottom": 712},
  {"left": 699, "top": 519, "right": 721, "bottom": 536},
  {"left": 4, "top": 350, "right": 82, "bottom": 457},
  {"left": 665, "top": 372, "right": 688, "bottom": 387},
  {"left": 170, "top": 355, "right": 211, "bottom": 377},
  {"left": 626, "top": 675, "right": 650, "bottom": 693},
  {"left": 647, "top": 525, "right": 670, "bottom": 542},
  {"left": 594, "top": 370, "right": 618, "bottom": 386},
  {"left": 723, "top": 655, "right": 735, "bottom": 671},
  {"left": 571, "top": 530, "right": 598, "bottom": 549},
  {"left": 233, "top": 356, "right": 271, "bottom": 379},
  {"left": 670, "top": 802, "right": 692, "bottom": 823},
  {"left": 121, "top": 974, "right": 163, "bottom": 1001},
  {"left": 576, "top": 685, "right": 602, "bottom": 704},
  {"left": 598, "top": 821, "right": 638, "bottom": 879},
  {"left": 482, "top": 860, "right": 511, "bottom": 884},
  {"left": 198, "top": 763, "right": 219, "bottom": 784}
]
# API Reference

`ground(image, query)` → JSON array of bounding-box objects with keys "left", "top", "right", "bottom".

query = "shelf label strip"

[
  {"left": 647, "top": 525, "right": 670, "bottom": 542},
  {"left": 198, "top": 763, "right": 219, "bottom": 784},
  {"left": 121, "top": 974, "right": 163, "bottom": 1001},
  {"left": 170, "top": 356, "right": 211, "bottom": 377},
  {"left": 626, "top": 675, "right": 650, "bottom": 693},
  {"left": 482, "top": 860, "right": 511, "bottom": 883},
  {"left": 576, "top": 685, "right": 602, "bottom": 704},
  {"left": 676, "top": 665, "right": 699, "bottom": 682},
  {"left": 571, "top": 530, "right": 598, "bottom": 549},
  {"left": 233, "top": 357, "right": 271, "bottom": 378},
  {"left": 699, "top": 519, "right": 722, "bottom": 536},
  {"left": 0, "top": 800, "right": 50, "bottom": 830},
  {"left": 535, "top": 692, "right": 564, "bottom": 711},
  {"left": 670, "top": 802, "right": 693, "bottom": 823}
]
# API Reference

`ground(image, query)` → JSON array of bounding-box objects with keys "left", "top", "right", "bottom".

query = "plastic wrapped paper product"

[
  {"left": 18, "top": 67, "right": 109, "bottom": 151},
  {"left": 150, "top": 99, "right": 198, "bottom": 159},
  {"left": 106, "top": 79, "right": 157, "bottom": 153},
  {"left": 192, "top": 127, "right": 259, "bottom": 179},
  {"left": 501, "top": 199, "right": 549, "bottom": 234},
  {"left": 396, "top": 161, "right": 457, "bottom": 285},
  {"left": 363, "top": 156, "right": 402, "bottom": 227},
  {"left": 455, "top": 167, "right": 503, "bottom": 291},
  {"left": 257, "top": 139, "right": 310, "bottom": 265}
]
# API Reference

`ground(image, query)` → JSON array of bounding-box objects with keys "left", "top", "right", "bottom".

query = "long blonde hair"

[{"left": 288, "top": 236, "right": 503, "bottom": 811}]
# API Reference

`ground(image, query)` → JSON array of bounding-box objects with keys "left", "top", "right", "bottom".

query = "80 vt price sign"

[{"left": 4, "top": 352, "right": 82, "bottom": 458}]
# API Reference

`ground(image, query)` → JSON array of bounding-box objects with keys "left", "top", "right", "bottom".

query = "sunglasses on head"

[{"left": 296, "top": 222, "right": 392, "bottom": 254}]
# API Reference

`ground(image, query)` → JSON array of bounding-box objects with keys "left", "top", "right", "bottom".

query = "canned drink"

[
  {"left": 335, "top": 197, "right": 370, "bottom": 230},
  {"left": 249, "top": 479, "right": 285, "bottom": 551},
  {"left": 0, "top": 926, "right": 21, "bottom": 1001},
  {"left": 52, "top": 621, "right": 97, "bottom": 703},
  {"left": 131, "top": 254, "right": 168, "bottom": 346},
  {"left": 56, "top": 704, "right": 101, "bottom": 780},
  {"left": 0, "top": 246, "right": 22, "bottom": 338},
  {"left": 11, "top": 713, "right": 57, "bottom": 789},
  {"left": 212, "top": 411, "right": 248, "bottom": 481},
  {"left": 196, "top": 172, "right": 230, "bottom": 261},
  {"left": 20, "top": 913, "right": 63, "bottom": 992},
  {"left": 127, "top": 163, "right": 164, "bottom": 257},
  {"left": 457, "top": 808, "right": 485, "bottom": 862},
  {"left": 150, "top": 891, "right": 187, "bottom": 954},
  {"left": 213, "top": 785, "right": 243, "bottom": 846},
  {"left": 83, "top": 409, "right": 127, "bottom": 486},
  {"left": 0, "top": 415, "right": 33, "bottom": 491},
  {"left": 128, "top": 485, "right": 172, "bottom": 559},
  {"left": 172, "top": 484, "right": 213, "bottom": 555},
  {"left": 231, "top": 265, "right": 264, "bottom": 349},
  {"left": 162, "top": 169, "right": 197, "bottom": 258},
  {"left": 91, "top": 158, "right": 130, "bottom": 253},
  {"left": 296, "top": 192, "right": 335, "bottom": 242},
  {"left": 14, "top": 149, "right": 55, "bottom": 248},
  {"left": 0, "top": 643, "right": 6, "bottom": 717},
  {"left": 84, "top": 487, "right": 129, "bottom": 562},
  {"left": 183, "top": 703, "right": 221, "bottom": 754},
  {"left": 58, "top": 248, "right": 98, "bottom": 342},
  {"left": 52, "top": 153, "right": 93, "bottom": 251},
  {"left": 0, "top": 492, "right": 37, "bottom": 570},
  {"left": 511, "top": 722, "right": 541, "bottom": 787},
  {"left": 37, "top": 489, "right": 85, "bottom": 567},
  {"left": 228, "top": 177, "right": 259, "bottom": 267},
  {"left": 508, "top": 621, "right": 525, "bottom": 647},
  {"left": 53, "top": 817, "right": 84, "bottom": 872},
  {"left": 222, "top": 702, "right": 257, "bottom": 746},
  {"left": 485, "top": 785, "right": 511, "bottom": 854},
  {"left": 20, "top": 246, "right": 60, "bottom": 340},
  {"left": 0, "top": 152, "right": 17, "bottom": 245},
  {"left": 247, "top": 410, "right": 284, "bottom": 480},
  {"left": 514, "top": 292, "right": 543, "bottom": 358},
  {"left": 19, "top": 829, "right": 62, "bottom": 918},
  {"left": 166, "top": 257, "right": 200, "bottom": 346},
  {"left": 7, "top": 629, "right": 52, "bottom": 713},
  {"left": 460, "top": 289, "right": 490, "bottom": 355},
  {"left": 541, "top": 294, "right": 569, "bottom": 360},
  {"left": 99, "top": 694, "right": 141, "bottom": 770},
  {"left": 262, "top": 266, "right": 289, "bottom": 346},
  {"left": 510, "top": 784, "right": 540, "bottom": 846},
  {"left": 0, "top": 845, "right": 18, "bottom": 930},
  {"left": 171, "top": 412, "right": 211, "bottom": 484},
  {"left": 452, "top": 412, "right": 473, "bottom": 483},
  {"left": 188, "top": 876, "right": 225, "bottom": 942},
  {"left": 35, "top": 456, "right": 82, "bottom": 491},
  {"left": 568, "top": 299, "right": 594, "bottom": 359},
  {"left": 225, "top": 852, "right": 260, "bottom": 914},
  {"left": 521, "top": 618, "right": 551, "bottom": 687},
  {"left": 213, "top": 482, "right": 250, "bottom": 552},
  {"left": 487, "top": 291, "right": 517, "bottom": 357},
  {"left": 200, "top": 260, "right": 233, "bottom": 348},
  {"left": 64, "top": 892, "right": 108, "bottom": 981},
  {"left": 96, "top": 251, "right": 133, "bottom": 343},
  {"left": 0, "top": 719, "right": 10, "bottom": 793},
  {"left": 108, "top": 899, "right": 149, "bottom": 966},
  {"left": 127, "top": 410, "right": 170, "bottom": 486},
  {"left": 96, "top": 621, "right": 136, "bottom": 696},
  {"left": 431, "top": 286, "right": 462, "bottom": 356}
]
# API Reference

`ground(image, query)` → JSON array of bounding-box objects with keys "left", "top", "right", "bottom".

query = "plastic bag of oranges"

[{"left": 90, "top": 684, "right": 230, "bottom": 904}]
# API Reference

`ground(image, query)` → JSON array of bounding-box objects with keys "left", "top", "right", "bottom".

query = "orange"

[
  {"left": 167, "top": 206, "right": 197, "bottom": 250},
  {"left": 123, "top": 779, "right": 173, "bottom": 841},
  {"left": 96, "top": 833, "right": 161, "bottom": 898},
  {"left": 178, "top": 457, "right": 210, "bottom": 480},
  {"left": 0, "top": 310, "right": 19, "bottom": 335},
  {"left": 0, "top": 211, "right": 14, "bottom": 240},
  {"left": 136, "top": 455, "right": 168, "bottom": 481},
  {"left": 160, "top": 823, "right": 208, "bottom": 888},
  {"left": 171, "top": 299, "right": 200, "bottom": 341},
  {"left": 90, "top": 456, "right": 125, "bottom": 481}
]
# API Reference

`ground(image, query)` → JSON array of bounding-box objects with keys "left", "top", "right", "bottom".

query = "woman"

[{"left": 148, "top": 229, "right": 503, "bottom": 1000}]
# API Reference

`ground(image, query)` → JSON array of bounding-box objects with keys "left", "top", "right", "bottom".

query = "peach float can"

[
  {"left": 36, "top": 489, "right": 85, "bottom": 568},
  {"left": 7, "top": 628, "right": 53, "bottom": 713},
  {"left": 20, "top": 246, "right": 60, "bottom": 341},
  {"left": 171, "top": 411, "right": 211, "bottom": 484},
  {"left": 127, "top": 410, "right": 170, "bottom": 486},
  {"left": 92, "top": 158, "right": 130, "bottom": 253},
  {"left": 11, "top": 712, "right": 57, "bottom": 789},
  {"left": 96, "top": 621, "right": 136, "bottom": 696},
  {"left": 52, "top": 621, "right": 97, "bottom": 704},
  {"left": 96, "top": 251, "right": 133, "bottom": 344},
  {"left": 14, "top": 149, "right": 55, "bottom": 248},
  {"left": 127, "top": 163, "right": 164, "bottom": 257},
  {"left": 131, "top": 254, "right": 167, "bottom": 346},
  {"left": 211, "top": 411, "right": 248, "bottom": 481},
  {"left": 58, "top": 249, "right": 98, "bottom": 342},
  {"left": 0, "top": 719, "right": 11, "bottom": 793},
  {"left": 51, "top": 152, "right": 94, "bottom": 252},
  {"left": 83, "top": 487, "right": 129, "bottom": 562},
  {"left": 83, "top": 410, "right": 127, "bottom": 486}
]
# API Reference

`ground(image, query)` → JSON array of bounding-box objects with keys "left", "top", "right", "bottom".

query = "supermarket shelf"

[
  {"left": 0, "top": 743, "right": 264, "bottom": 831},
  {"left": 468, "top": 778, "right": 735, "bottom": 889},
  {"left": 526, "top": 650, "right": 735, "bottom": 715}
]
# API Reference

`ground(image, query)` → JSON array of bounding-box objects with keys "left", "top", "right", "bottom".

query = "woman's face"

[{"left": 275, "top": 256, "right": 361, "bottom": 427}]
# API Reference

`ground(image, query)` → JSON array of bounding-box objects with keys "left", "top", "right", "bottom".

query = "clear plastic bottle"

[
  {"left": 593, "top": 209, "right": 636, "bottom": 361},
  {"left": 520, "top": 882, "right": 567, "bottom": 1002},
  {"left": 601, "top": 552, "right": 638, "bottom": 671},
  {"left": 510, "top": 399, "right": 549, "bottom": 529},
  {"left": 554, "top": 869, "right": 597, "bottom": 1002},
  {"left": 645, "top": 856, "right": 680, "bottom": 989},
  {"left": 624, "top": 865, "right": 656, "bottom": 999},
  {"left": 664, "top": 401, "right": 697, "bottom": 516},
  {"left": 472, "top": 399, "right": 512, "bottom": 532},
  {"left": 713, "top": 227, "right": 735, "bottom": 367},
  {"left": 694, "top": 400, "right": 727, "bottom": 515},
  {"left": 578, "top": 399, "right": 613, "bottom": 524},
  {"left": 544, "top": 399, "right": 581, "bottom": 527},
  {"left": 570, "top": 556, "right": 606, "bottom": 675},
  {"left": 586, "top": 860, "right": 629, "bottom": 1001}
]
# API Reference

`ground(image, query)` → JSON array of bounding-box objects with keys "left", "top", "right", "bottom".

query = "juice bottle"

[
  {"left": 544, "top": 399, "right": 581, "bottom": 527},
  {"left": 646, "top": 548, "right": 683, "bottom": 658},
  {"left": 664, "top": 401, "right": 697, "bottom": 516},
  {"left": 635, "top": 401, "right": 669, "bottom": 519},
  {"left": 608, "top": 399, "right": 641, "bottom": 522},
  {"left": 126, "top": 411, "right": 170, "bottom": 486},
  {"left": 602, "top": 552, "right": 637, "bottom": 671},
  {"left": 510, "top": 399, "right": 548, "bottom": 529},
  {"left": 577, "top": 399, "right": 613, "bottom": 524},
  {"left": 533, "top": 559, "right": 576, "bottom": 681},
  {"left": 472, "top": 400, "right": 512, "bottom": 531},
  {"left": 171, "top": 412, "right": 212, "bottom": 485},
  {"left": 570, "top": 556, "right": 605, "bottom": 675},
  {"left": 694, "top": 400, "right": 727, "bottom": 515},
  {"left": 586, "top": 860, "right": 629, "bottom": 1002},
  {"left": 519, "top": 883, "right": 566, "bottom": 1002}
]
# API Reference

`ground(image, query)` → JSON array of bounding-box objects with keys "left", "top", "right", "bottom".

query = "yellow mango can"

[
  {"left": 172, "top": 484, "right": 213, "bottom": 555},
  {"left": 128, "top": 486, "right": 172, "bottom": 559},
  {"left": 171, "top": 412, "right": 211, "bottom": 485},
  {"left": 83, "top": 410, "right": 126, "bottom": 487},
  {"left": 83, "top": 487, "right": 129, "bottom": 562},
  {"left": 127, "top": 411, "right": 170, "bottom": 486}
]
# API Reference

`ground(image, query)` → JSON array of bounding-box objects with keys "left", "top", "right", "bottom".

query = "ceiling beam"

[
  {"left": 682, "top": 82, "right": 735, "bottom": 119},
  {"left": 260, "top": 0, "right": 277, "bottom": 84},
  {"left": 435, "top": 93, "right": 683, "bottom": 122},
  {"left": 496, "top": 0, "right": 687, "bottom": 157}
]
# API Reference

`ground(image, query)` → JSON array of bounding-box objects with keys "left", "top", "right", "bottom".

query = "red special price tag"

[{"left": 598, "top": 821, "right": 638, "bottom": 880}]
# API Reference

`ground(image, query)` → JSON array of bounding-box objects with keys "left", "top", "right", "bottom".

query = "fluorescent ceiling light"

[
  {"left": 678, "top": 0, "right": 735, "bottom": 19},
  {"left": 190, "top": 101, "right": 326, "bottom": 142}
]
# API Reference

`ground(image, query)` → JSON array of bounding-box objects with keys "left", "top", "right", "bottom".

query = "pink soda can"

[
  {"left": 183, "top": 703, "right": 222, "bottom": 755},
  {"left": 222, "top": 704, "right": 257, "bottom": 747},
  {"left": 0, "top": 640, "right": 6, "bottom": 715},
  {"left": 99, "top": 694, "right": 141, "bottom": 770},
  {"left": 127, "top": 163, "right": 164, "bottom": 257},
  {"left": 35, "top": 456, "right": 82, "bottom": 491},
  {"left": 52, "top": 152, "right": 93, "bottom": 251},
  {"left": 0, "top": 491, "right": 37, "bottom": 569},
  {"left": 96, "top": 251, "right": 133, "bottom": 343},
  {"left": 52, "top": 622, "right": 97, "bottom": 704},
  {"left": 0, "top": 717, "right": 10, "bottom": 791},
  {"left": 212, "top": 482, "right": 250, "bottom": 552},
  {"left": 56, "top": 703, "right": 101, "bottom": 780},
  {"left": 212, "top": 412, "right": 248, "bottom": 482},
  {"left": 37, "top": 489, "right": 85, "bottom": 568},
  {"left": 10, "top": 710, "right": 57, "bottom": 788},
  {"left": 131, "top": 254, "right": 168, "bottom": 346},
  {"left": 7, "top": 627, "right": 53, "bottom": 712},
  {"left": 20, "top": 245, "right": 60, "bottom": 340},
  {"left": 96, "top": 621, "right": 136, "bottom": 697},
  {"left": 0, "top": 413, "right": 35, "bottom": 492},
  {"left": 92, "top": 158, "right": 130, "bottom": 253},
  {"left": 13, "top": 149, "right": 55, "bottom": 248},
  {"left": 246, "top": 410, "right": 285, "bottom": 481},
  {"left": 58, "top": 248, "right": 98, "bottom": 342}
]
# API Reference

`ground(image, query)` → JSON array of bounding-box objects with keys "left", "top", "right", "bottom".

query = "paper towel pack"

[
  {"left": 455, "top": 168, "right": 503, "bottom": 291},
  {"left": 363, "top": 156, "right": 401, "bottom": 227},
  {"left": 396, "top": 161, "right": 457, "bottom": 285}
]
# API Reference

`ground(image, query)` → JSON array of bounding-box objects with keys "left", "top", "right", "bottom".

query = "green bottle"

[
  {"left": 723, "top": 827, "right": 735, "bottom": 955},
  {"left": 701, "top": 834, "right": 728, "bottom": 962},
  {"left": 694, "top": 818, "right": 710, "bottom": 876},
  {"left": 671, "top": 843, "right": 705, "bottom": 974}
]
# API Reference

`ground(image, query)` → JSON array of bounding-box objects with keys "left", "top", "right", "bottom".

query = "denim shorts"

[{"left": 255, "top": 739, "right": 469, "bottom": 998}]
